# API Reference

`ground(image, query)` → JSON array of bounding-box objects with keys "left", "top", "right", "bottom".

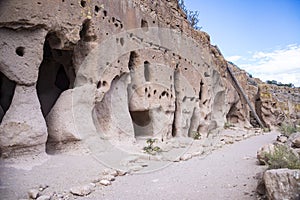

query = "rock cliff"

[{"left": 0, "top": 0, "right": 299, "bottom": 158}]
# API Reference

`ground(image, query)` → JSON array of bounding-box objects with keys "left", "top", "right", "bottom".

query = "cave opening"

[
  {"left": 199, "top": 80, "right": 204, "bottom": 100},
  {"left": 0, "top": 71, "right": 16, "bottom": 123},
  {"left": 130, "top": 110, "right": 153, "bottom": 137},
  {"left": 37, "top": 32, "right": 75, "bottom": 117},
  {"left": 144, "top": 61, "right": 150, "bottom": 82}
]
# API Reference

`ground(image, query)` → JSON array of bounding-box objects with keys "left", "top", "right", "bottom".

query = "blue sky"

[{"left": 184, "top": 0, "right": 300, "bottom": 86}]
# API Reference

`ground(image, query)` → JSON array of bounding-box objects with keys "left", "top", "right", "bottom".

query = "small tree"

[{"left": 178, "top": 0, "right": 202, "bottom": 30}]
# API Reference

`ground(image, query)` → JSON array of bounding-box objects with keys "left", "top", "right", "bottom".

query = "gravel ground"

[{"left": 0, "top": 132, "right": 277, "bottom": 200}]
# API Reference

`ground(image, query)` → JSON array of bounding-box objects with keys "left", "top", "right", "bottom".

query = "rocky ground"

[{"left": 0, "top": 131, "right": 277, "bottom": 200}]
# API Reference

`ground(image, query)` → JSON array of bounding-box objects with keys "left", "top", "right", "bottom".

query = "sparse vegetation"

[
  {"left": 191, "top": 132, "right": 201, "bottom": 140},
  {"left": 263, "top": 127, "right": 271, "bottom": 133},
  {"left": 279, "top": 122, "right": 297, "bottom": 137},
  {"left": 177, "top": 0, "right": 202, "bottom": 30},
  {"left": 143, "top": 138, "right": 162, "bottom": 155},
  {"left": 265, "top": 145, "right": 300, "bottom": 169},
  {"left": 224, "top": 122, "right": 234, "bottom": 129},
  {"left": 266, "top": 80, "right": 295, "bottom": 88}
]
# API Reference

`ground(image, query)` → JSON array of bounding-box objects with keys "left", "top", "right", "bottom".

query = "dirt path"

[
  {"left": 0, "top": 132, "right": 277, "bottom": 200},
  {"left": 87, "top": 132, "right": 277, "bottom": 200}
]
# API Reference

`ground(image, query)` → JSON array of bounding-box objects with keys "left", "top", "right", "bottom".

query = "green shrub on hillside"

[
  {"left": 265, "top": 145, "right": 300, "bottom": 170},
  {"left": 279, "top": 122, "right": 297, "bottom": 137}
]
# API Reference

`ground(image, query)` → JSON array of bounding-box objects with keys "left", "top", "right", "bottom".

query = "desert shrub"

[
  {"left": 224, "top": 122, "right": 234, "bottom": 129},
  {"left": 265, "top": 145, "right": 300, "bottom": 170},
  {"left": 191, "top": 132, "right": 201, "bottom": 140},
  {"left": 280, "top": 122, "right": 297, "bottom": 137},
  {"left": 143, "top": 138, "right": 162, "bottom": 155}
]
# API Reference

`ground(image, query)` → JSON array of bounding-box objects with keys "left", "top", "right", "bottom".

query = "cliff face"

[
  {"left": 0, "top": 0, "right": 298, "bottom": 157},
  {"left": 227, "top": 62, "right": 300, "bottom": 128}
]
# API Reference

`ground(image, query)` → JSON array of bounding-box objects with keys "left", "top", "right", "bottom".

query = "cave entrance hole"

[{"left": 130, "top": 110, "right": 154, "bottom": 138}]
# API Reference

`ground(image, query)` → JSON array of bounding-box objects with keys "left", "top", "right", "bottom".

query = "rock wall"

[
  {"left": 0, "top": 0, "right": 299, "bottom": 157},
  {"left": 227, "top": 62, "right": 300, "bottom": 128}
]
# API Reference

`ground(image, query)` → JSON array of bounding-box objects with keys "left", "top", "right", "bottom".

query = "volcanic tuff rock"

[{"left": 0, "top": 0, "right": 299, "bottom": 157}]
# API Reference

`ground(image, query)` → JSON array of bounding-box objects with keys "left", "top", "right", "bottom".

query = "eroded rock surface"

[
  {"left": 0, "top": 0, "right": 299, "bottom": 158},
  {"left": 264, "top": 169, "right": 300, "bottom": 200}
]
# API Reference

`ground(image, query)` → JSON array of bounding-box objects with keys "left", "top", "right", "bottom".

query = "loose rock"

[
  {"left": 257, "top": 144, "right": 275, "bottom": 165},
  {"left": 28, "top": 189, "right": 39, "bottom": 199},
  {"left": 70, "top": 184, "right": 94, "bottom": 196},
  {"left": 36, "top": 195, "right": 51, "bottom": 200},
  {"left": 99, "top": 179, "right": 111, "bottom": 186}
]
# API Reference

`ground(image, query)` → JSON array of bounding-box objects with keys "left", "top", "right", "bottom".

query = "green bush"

[
  {"left": 143, "top": 138, "right": 162, "bottom": 155},
  {"left": 265, "top": 145, "right": 300, "bottom": 170},
  {"left": 224, "top": 122, "right": 234, "bottom": 129},
  {"left": 279, "top": 122, "right": 297, "bottom": 137},
  {"left": 191, "top": 132, "right": 201, "bottom": 140}
]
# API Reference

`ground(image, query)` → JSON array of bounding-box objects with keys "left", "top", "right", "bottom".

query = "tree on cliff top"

[{"left": 178, "top": 0, "right": 202, "bottom": 30}]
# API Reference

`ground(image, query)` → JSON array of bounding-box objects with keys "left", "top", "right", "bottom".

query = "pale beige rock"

[
  {"left": 292, "top": 137, "right": 300, "bottom": 148},
  {"left": 28, "top": 189, "right": 39, "bottom": 199},
  {"left": 70, "top": 184, "right": 94, "bottom": 196},
  {"left": 264, "top": 169, "right": 300, "bottom": 200},
  {"left": 277, "top": 135, "right": 288, "bottom": 143},
  {"left": 0, "top": 85, "right": 47, "bottom": 156},
  {"left": 0, "top": 28, "right": 47, "bottom": 85},
  {"left": 36, "top": 195, "right": 51, "bottom": 200},
  {"left": 257, "top": 144, "right": 275, "bottom": 165},
  {"left": 46, "top": 89, "right": 81, "bottom": 143},
  {"left": 99, "top": 179, "right": 111, "bottom": 186}
]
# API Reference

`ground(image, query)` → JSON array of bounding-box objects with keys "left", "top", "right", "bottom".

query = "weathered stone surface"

[
  {"left": 28, "top": 189, "right": 39, "bottom": 199},
  {"left": 99, "top": 179, "right": 111, "bottom": 186},
  {"left": 287, "top": 133, "right": 300, "bottom": 147},
  {"left": 0, "top": 0, "right": 299, "bottom": 158},
  {"left": 0, "top": 28, "right": 47, "bottom": 85},
  {"left": 264, "top": 169, "right": 300, "bottom": 200},
  {"left": 0, "top": 85, "right": 47, "bottom": 157},
  {"left": 46, "top": 89, "right": 81, "bottom": 143},
  {"left": 70, "top": 184, "right": 94, "bottom": 196},
  {"left": 277, "top": 135, "right": 288, "bottom": 143},
  {"left": 257, "top": 144, "right": 275, "bottom": 165},
  {"left": 36, "top": 195, "right": 51, "bottom": 200},
  {"left": 292, "top": 136, "right": 300, "bottom": 148}
]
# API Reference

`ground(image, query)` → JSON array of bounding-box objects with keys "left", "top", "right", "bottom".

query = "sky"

[{"left": 184, "top": 0, "right": 300, "bottom": 86}]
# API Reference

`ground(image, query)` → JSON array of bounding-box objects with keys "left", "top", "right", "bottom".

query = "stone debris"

[
  {"left": 99, "top": 180, "right": 111, "bottom": 186},
  {"left": 292, "top": 137, "right": 300, "bottom": 148},
  {"left": 180, "top": 153, "right": 193, "bottom": 161},
  {"left": 70, "top": 184, "right": 95, "bottom": 196},
  {"left": 277, "top": 135, "right": 288, "bottom": 143},
  {"left": 102, "top": 168, "right": 118, "bottom": 177},
  {"left": 36, "top": 195, "right": 51, "bottom": 200},
  {"left": 28, "top": 189, "right": 40, "bottom": 199},
  {"left": 257, "top": 143, "right": 275, "bottom": 165}
]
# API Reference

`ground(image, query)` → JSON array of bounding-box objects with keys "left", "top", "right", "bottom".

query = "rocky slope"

[{"left": 0, "top": 0, "right": 299, "bottom": 158}]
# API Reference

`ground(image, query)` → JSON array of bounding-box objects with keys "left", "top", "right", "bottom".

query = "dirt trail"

[
  {"left": 0, "top": 132, "right": 277, "bottom": 200},
  {"left": 88, "top": 132, "right": 277, "bottom": 200}
]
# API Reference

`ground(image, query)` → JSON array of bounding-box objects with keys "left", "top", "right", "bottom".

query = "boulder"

[
  {"left": 277, "top": 135, "right": 288, "bottom": 143},
  {"left": 264, "top": 168, "right": 300, "bottom": 200},
  {"left": 287, "top": 133, "right": 300, "bottom": 147},
  {"left": 257, "top": 143, "right": 275, "bottom": 165},
  {"left": 70, "top": 184, "right": 95, "bottom": 196},
  {"left": 292, "top": 137, "right": 300, "bottom": 148}
]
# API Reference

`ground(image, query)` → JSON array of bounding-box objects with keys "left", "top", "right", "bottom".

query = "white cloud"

[
  {"left": 238, "top": 44, "right": 300, "bottom": 87},
  {"left": 226, "top": 55, "right": 242, "bottom": 62}
]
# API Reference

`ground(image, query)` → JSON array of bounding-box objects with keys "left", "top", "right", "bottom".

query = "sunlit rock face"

[{"left": 0, "top": 0, "right": 298, "bottom": 157}]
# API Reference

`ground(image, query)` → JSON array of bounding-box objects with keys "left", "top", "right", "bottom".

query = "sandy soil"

[{"left": 0, "top": 131, "right": 277, "bottom": 200}]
